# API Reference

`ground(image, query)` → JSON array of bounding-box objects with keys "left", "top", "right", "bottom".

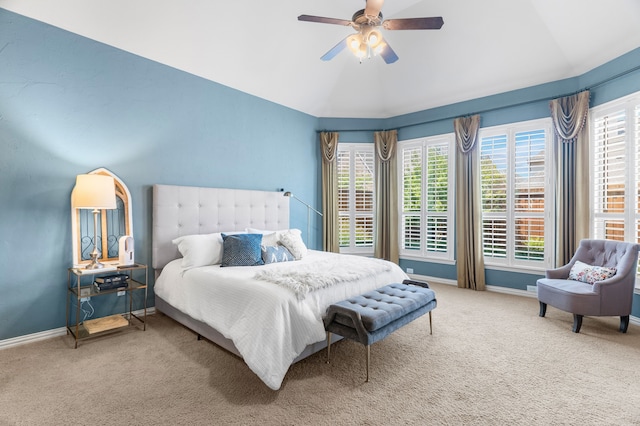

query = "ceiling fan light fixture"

[
  {"left": 299, "top": 1, "right": 444, "bottom": 64},
  {"left": 373, "top": 41, "right": 386, "bottom": 56},
  {"left": 347, "top": 34, "right": 361, "bottom": 52},
  {"left": 367, "top": 30, "right": 382, "bottom": 48}
]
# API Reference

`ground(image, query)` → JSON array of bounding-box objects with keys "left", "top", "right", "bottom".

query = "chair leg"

[
  {"left": 572, "top": 314, "right": 583, "bottom": 333},
  {"left": 428, "top": 311, "right": 433, "bottom": 335},
  {"left": 620, "top": 316, "right": 630, "bottom": 333},
  {"left": 539, "top": 301, "right": 547, "bottom": 317},
  {"left": 326, "top": 331, "right": 332, "bottom": 364}
]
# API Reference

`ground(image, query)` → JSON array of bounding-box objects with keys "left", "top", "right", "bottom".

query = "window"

[
  {"left": 337, "top": 144, "right": 375, "bottom": 254},
  {"left": 591, "top": 92, "right": 640, "bottom": 245},
  {"left": 398, "top": 135, "right": 454, "bottom": 261},
  {"left": 479, "top": 119, "right": 554, "bottom": 270}
]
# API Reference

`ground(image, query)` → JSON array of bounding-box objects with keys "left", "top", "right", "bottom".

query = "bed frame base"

[{"left": 155, "top": 296, "right": 341, "bottom": 363}]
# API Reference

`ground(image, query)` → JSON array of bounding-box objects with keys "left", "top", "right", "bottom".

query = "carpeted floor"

[{"left": 2, "top": 282, "right": 640, "bottom": 425}]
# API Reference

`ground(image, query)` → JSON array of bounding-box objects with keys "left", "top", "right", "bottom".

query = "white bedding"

[{"left": 154, "top": 250, "right": 408, "bottom": 390}]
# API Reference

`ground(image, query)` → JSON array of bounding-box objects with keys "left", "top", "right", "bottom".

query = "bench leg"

[
  {"left": 326, "top": 331, "right": 332, "bottom": 364},
  {"left": 429, "top": 311, "right": 433, "bottom": 335},
  {"left": 366, "top": 344, "right": 370, "bottom": 382}
]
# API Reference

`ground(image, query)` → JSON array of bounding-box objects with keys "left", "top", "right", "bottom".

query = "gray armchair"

[{"left": 537, "top": 239, "right": 640, "bottom": 333}]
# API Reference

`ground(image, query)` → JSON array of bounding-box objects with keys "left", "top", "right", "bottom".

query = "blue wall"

[
  {"left": 2, "top": 8, "right": 640, "bottom": 341},
  {"left": 0, "top": 10, "right": 321, "bottom": 340}
]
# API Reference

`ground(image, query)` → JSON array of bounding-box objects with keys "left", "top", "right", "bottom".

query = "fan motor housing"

[{"left": 352, "top": 9, "right": 383, "bottom": 26}]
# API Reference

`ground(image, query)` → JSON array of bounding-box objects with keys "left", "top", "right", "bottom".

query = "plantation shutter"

[
  {"left": 401, "top": 146, "right": 422, "bottom": 251},
  {"left": 425, "top": 144, "right": 449, "bottom": 253},
  {"left": 592, "top": 109, "right": 626, "bottom": 240},
  {"left": 514, "top": 130, "right": 546, "bottom": 261},
  {"left": 337, "top": 150, "right": 351, "bottom": 247},
  {"left": 354, "top": 149, "right": 374, "bottom": 247},
  {"left": 481, "top": 135, "right": 508, "bottom": 259},
  {"left": 337, "top": 145, "right": 375, "bottom": 252}
]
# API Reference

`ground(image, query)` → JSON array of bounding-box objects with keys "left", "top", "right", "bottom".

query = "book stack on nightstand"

[{"left": 94, "top": 273, "right": 129, "bottom": 292}]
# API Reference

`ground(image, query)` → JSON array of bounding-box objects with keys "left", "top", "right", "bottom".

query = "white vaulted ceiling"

[{"left": 2, "top": 0, "right": 640, "bottom": 118}]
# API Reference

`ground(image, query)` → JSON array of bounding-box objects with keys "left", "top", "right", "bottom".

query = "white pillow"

[
  {"left": 172, "top": 233, "right": 223, "bottom": 270},
  {"left": 279, "top": 229, "right": 307, "bottom": 260},
  {"left": 246, "top": 228, "right": 285, "bottom": 246}
]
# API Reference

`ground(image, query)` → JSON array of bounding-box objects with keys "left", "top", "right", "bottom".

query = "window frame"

[
  {"left": 337, "top": 143, "right": 375, "bottom": 255},
  {"left": 478, "top": 118, "right": 555, "bottom": 273},
  {"left": 590, "top": 91, "right": 640, "bottom": 245},
  {"left": 397, "top": 134, "right": 455, "bottom": 263}
]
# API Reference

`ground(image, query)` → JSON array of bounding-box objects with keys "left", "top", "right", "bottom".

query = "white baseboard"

[
  {"left": 0, "top": 307, "right": 155, "bottom": 351},
  {"left": 408, "top": 273, "right": 640, "bottom": 326},
  {"left": 0, "top": 327, "right": 68, "bottom": 350}
]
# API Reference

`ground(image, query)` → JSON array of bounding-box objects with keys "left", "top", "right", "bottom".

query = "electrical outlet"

[
  {"left": 117, "top": 291, "right": 125, "bottom": 297},
  {"left": 80, "top": 297, "right": 90, "bottom": 302},
  {"left": 407, "top": 268, "right": 414, "bottom": 274},
  {"left": 527, "top": 285, "right": 537, "bottom": 292}
]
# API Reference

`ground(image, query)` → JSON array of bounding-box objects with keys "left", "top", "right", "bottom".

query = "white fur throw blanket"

[{"left": 254, "top": 255, "right": 393, "bottom": 300}]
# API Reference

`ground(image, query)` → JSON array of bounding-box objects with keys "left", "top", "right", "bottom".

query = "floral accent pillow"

[{"left": 568, "top": 260, "right": 617, "bottom": 284}]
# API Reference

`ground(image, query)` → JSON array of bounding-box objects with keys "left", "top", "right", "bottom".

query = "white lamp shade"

[{"left": 72, "top": 174, "right": 117, "bottom": 209}]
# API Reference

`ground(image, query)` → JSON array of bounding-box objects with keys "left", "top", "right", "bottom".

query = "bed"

[{"left": 152, "top": 184, "right": 409, "bottom": 390}]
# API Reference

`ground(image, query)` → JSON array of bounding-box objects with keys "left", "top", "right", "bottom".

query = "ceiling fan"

[{"left": 298, "top": 0, "right": 444, "bottom": 64}]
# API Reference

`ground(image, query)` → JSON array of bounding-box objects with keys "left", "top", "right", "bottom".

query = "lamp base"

[
  {"left": 85, "top": 253, "right": 105, "bottom": 270},
  {"left": 85, "top": 209, "right": 105, "bottom": 270}
]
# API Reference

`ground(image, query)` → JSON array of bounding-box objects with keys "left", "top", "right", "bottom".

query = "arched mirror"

[{"left": 71, "top": 168, "right": 132, "bottom": 268}]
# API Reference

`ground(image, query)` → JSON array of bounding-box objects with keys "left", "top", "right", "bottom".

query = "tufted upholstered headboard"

[{"left": 152, "top": 184, "right": 289, "bottom": 271}]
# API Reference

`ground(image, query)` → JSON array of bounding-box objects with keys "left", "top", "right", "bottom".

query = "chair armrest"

[
  {"left": 546, "top": 263, "right": 573, "bottom": 279},
  {"left": 592, "top": 272, "right": 635, "bottom": 292}
]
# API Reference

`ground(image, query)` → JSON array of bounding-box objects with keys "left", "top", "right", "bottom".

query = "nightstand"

[{"left": 66, "top": 264, "right": 147, "bottom": 348}]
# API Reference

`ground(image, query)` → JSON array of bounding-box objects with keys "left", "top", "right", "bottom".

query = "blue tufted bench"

[{"left": 324, "top": 279, "right": 437, "bottom": 382}]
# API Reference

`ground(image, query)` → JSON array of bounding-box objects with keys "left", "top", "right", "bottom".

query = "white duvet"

[{"left": 154, "top": 250, "right": 408, "bottom": 390}]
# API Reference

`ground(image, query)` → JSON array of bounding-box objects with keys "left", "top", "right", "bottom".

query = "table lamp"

[{"left": 72, "top": 174, "right": 117, "bottom": 269}]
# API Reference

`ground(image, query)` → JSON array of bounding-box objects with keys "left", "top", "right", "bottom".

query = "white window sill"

[{"left": 399, "top": 254, "right": 455, "bottom": 265}]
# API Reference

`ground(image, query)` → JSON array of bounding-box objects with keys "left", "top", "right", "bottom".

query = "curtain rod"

[{"left": 318, "top": 63, "right": 640, "bottom": 134}]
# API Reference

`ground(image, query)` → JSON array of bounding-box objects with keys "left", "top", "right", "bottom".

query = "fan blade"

[
  {"left": 383, "top": 17, "right": 444, "bottom": 30},
  {"left": 364, "top": 0, "right": 384, "bottom": 18},
  {"left": 379, "top": 40, "right": 399, "bottom": 64},
  {"left": 298, "top": 14, "right": 352, "bottom": 26},
  {"left": 320, "top": 37, "right": 349, "bottom": 61}
]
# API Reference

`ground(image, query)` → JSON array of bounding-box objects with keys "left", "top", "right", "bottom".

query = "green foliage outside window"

[
  {"left": 515, "top": 236, "right": 544, "bottom": 260},
  {"left": 481, "top": 155, "right": 507, "bottom": 212}
]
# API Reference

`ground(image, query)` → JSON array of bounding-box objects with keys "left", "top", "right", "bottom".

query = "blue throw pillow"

[
  {"left": 261, "top": 245, "right": 295, "bottom": 264},
  {"left": 221, "top": 233, "right": 264, "bottom": 267}
]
